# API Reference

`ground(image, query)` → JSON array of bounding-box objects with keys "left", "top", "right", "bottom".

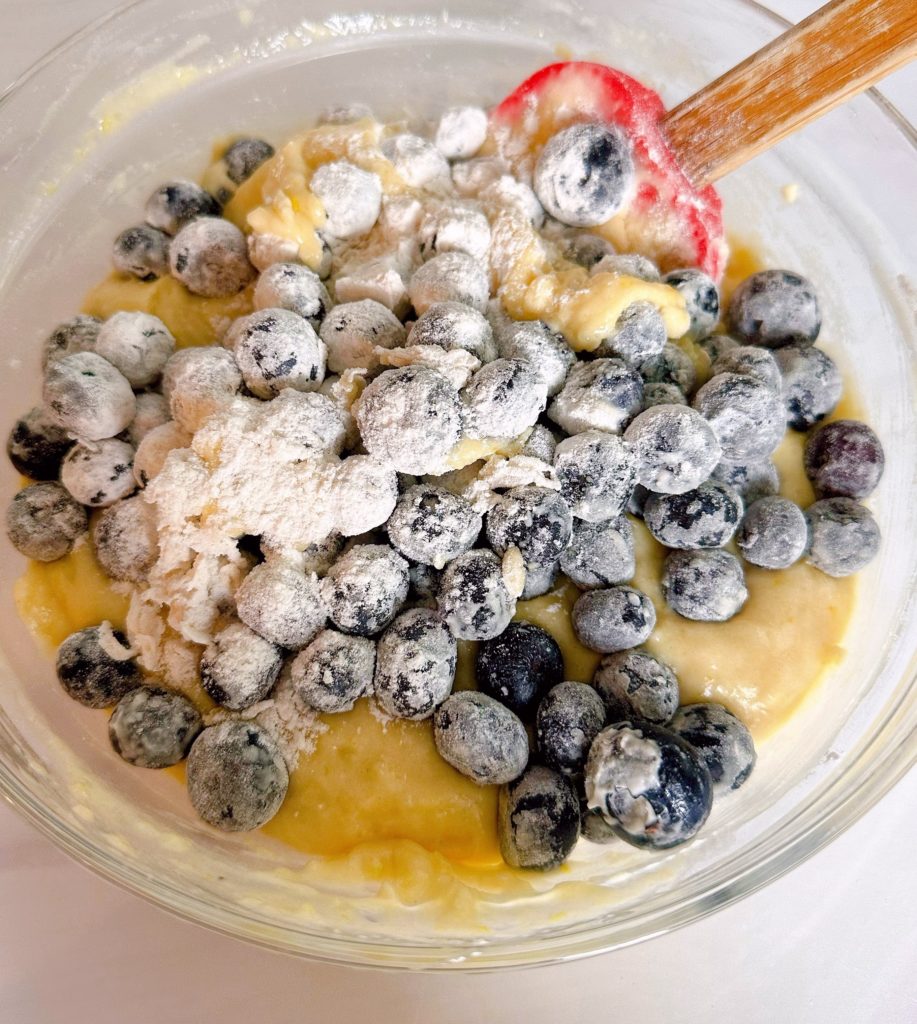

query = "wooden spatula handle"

[{"left": 663, "top": 0, "right": 917, "bottom": 187}]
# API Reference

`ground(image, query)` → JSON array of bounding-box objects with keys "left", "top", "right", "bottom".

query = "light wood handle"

[{"left": 663, "top": 0, "right": 917, "bottom": 186}]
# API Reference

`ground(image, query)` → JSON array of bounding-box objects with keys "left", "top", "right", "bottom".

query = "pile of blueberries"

[{"left": 3, "top": 113, "right": 886, "bottom": 868}]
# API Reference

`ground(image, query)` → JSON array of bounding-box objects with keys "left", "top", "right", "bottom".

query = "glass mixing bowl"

[{"left": 0, "top": 0, "right": 914, "bottom": 970}]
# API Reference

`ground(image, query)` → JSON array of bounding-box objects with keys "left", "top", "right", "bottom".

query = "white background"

[{"left": 1, "top": 2, "right": 915, "bottom": 1022}]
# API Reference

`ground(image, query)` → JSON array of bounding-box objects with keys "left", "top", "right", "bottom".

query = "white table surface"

[{"left": 1, "top": 3, "right": 915, "bottom": 1022}]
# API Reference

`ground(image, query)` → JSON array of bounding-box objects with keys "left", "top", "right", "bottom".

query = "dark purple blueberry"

[
  {"left": 548, "top": 357, "right": 644, "bottom": 434},
  {"left": 476, "top": 621, "right": 564, "bottom": 719},
  {"left": 711, "top": 457, "right": 779, "bottom": 505},
  {"left": 695, "top": 332, "right": 738, "bottom": 366},
  {"left": 533, "top": 122, "right": 634, "bottom": 228},
  {"left": 108, "top": 687, "right": 202, "bottom": 768},
  {"left": 559, "top": 230, "right": 615, "bottom": 268},
  {"left": 433, "top": 691, "right": 528, "bottom": 784},
  {"left": 6, "top": 481, "right": 87, "bottom": 562},
  {"left": 42, "top": 314, "right": 101, "bottom": 369},
  {"left": 387, "top": 484, "right": 481, "bottom": 569},
  {"left": 670, "top": 703, "right": 756, "bottom": 795},
  {"left": 663, "top": 268, "right": 719, "bottom": 339},
  {"left": 640, "top": 342, "right": 697, "bottom": 395},
  {"left": 804, "top": 419, "right": 884, "bottom": 499},
  {"left": 623, "top": 405, "right": 720, "bottom": 495},
  {"left": 145, "top": 179, "right": 221, "bottom": 235},
  {"left": 7, "top": 406, "right": 73, "bottom": 480},
  {"left": 595, "top": 301, "right": 667, "bottom": 366},
  {"left": 169, "top": 217, "right": 254, "bottom": 298},
  {"left": 661, "top": 549, "right": 747, "bottom": 621},
  {"left": 498, "top": 764, "right": 580, "bottom": 868},
  {"left": 437, "top": 548, "right": 515, "bottom": 641},
  {"left": 692, "top": 372, "right": 785, "bottom": 461},
  {"left": 712, "top": 344, "right": 782, "bottom": 392},
  {"left": 642, "top": 382, "right": 687, "bottom": 409},
  {"left": 321, "top": 543, "right": 409, "bottom": 636},
  {"left": 233, "top": 308, "right": 326, "bottom": 398},
  {"left": 643, "top": 479, "right": 743, "bottom": 550},
  {"left": 408, "top": 561, "right": 442, "bottom": 603},
  {"left": 374, "top": 608, "right": 456, "bottom": 720},
  {"left": 593, "top": 650, "right": 679, "bottom": 725},
  {"left": 112, "top": 225, "right": 170, "bottom": 280},
  {"left": 729, "top": 269, "right": 821, "bottom": 348},
  {"left": 584, "top": 722, "right": 713, "bottom": 849},
  {"left": 536, "top": 681, "right": 606, "bottom": 776},
  {"left": 736, "top": 496, "right": 808, "bottom": 569},
  {"left": 235, "top": 562, "right": 326, "bottom": 650},
  {"left": 572, "top": 586, "right": 656, "bottom": 654},
  {"left": 486, "top": 486, "right": 573, "bottom": 595},
  {"left": 409, "top": 301, "right": 496, "bottom": 362},
  {"left": 291, "top": 629, "right": 375, "bottom": 713},
  {"left": 804, "top": 497, "right": 880, "bottom": 577},
  {"left": 553, "top": 429, "right": 638, "bottom": 521},
  {"left": 200, "top": 622, "right": 283, "bottom": 710},
  {"left": 223, "top": 137, "right": 275, "bottom": 185},
  {"left": 559, "top": 515, "right": 635, "bottom": 589},
  {"left": 774, "top": 344, "right": 842, "bottom": 430},
  {"left": 56, "top": 624, "right": 141, "bottom": 708},
  {"left": 186, "top": 721, "right": 288, "bottom": 831}
]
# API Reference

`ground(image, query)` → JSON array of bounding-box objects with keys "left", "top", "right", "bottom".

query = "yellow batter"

[{"left": 14, "top": 119, "right": 858, "bottom": 879}]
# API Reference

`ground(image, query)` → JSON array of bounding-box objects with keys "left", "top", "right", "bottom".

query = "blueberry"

[
  {"left": 108, "top": 687, "right": 202, "bottom": 768},
  {"left": 321, "top": 544, "right": 409, "bottom": 636},
  {"left": 559, "top": 515, "right": 635, "bottom": 589},
  {"left": 584, "top": 722, "right": 712, "bottom": 849},
  {"left": 463, "top": 358, "right": 548, "bottom": 440},
  {"left": 595, "top": 301, "right": 667, "bottom": 366},
  {"left": 712, "top": 345, "right": 782, "bottom": 392},
  {"left": 804, "top": 419, "right": 884, "bottom": 499},
  {"left": 661, "top": 549, "right": 748, "bottom": 621},
  {"left": 55, "top": 624, "right": 142, "bottom": 708},
  {"left": 711, "top": 457, "right": 779, "bottom": 505},
  {"left": 235, "top": 562, "right": 326, "bottom": 649},
  {"left": 311, "top": 160, "right": 382, "bottom": 239},
  {"left": 408, "top": 561, "right": 442, "bottom": 603},
  {"left": 774, "top": 344, "right": 842, "bottom": 430},
  {"left": 408, "top": 250, "right": 490, "bottom": 315},
  {"left": 623, "top": 405, "right": 721, "bottom": 495},
  {"left": 593, "top": 252, "right": 661, "bottom": 282},
  {"left": 374, "top": 608, "right": 457, "bottom": 720},
  {"left": 476, "top": 621, "right": 564, "bottom": 719},
  {"left": 536, "top": 681, "right": 606, "bottom": 776},
  {"left": 626, "top": 483, "right": 651, "bottom": 519},
  {"left": 433, "top": 691, "right": 529, "bottom": 785},
  {"left": 7, "top": 406, "right": 73, "bottom": 480},
  {"left": 320, "top": 299, "right": 407, "bottom": 375},
  {"left": 498, "top": 765, "right": 580, "bottom": 869},
  {"left": 737, "top": 496, "right": 808, "bottom": 569},
  {"left": 42, "top": 314, "right": 101, "bottom": 369},
  {"left": 804, "top": 497, "right": 880, "bottom": 577},
  {"left": 491, "top": 314, "right": 576, "bottom": 398},
  {"left": 93, "top": 311, "right": 176, "bottom": 389},
  {"left": 387, "top": 484, "right": 481, "bottom": 569},
  {"left": 112, "top": 225, "right": 170, "bottom": 281},
  {"left": 593, "top": 650, "right": 680, "bottom": 725},
  {"left": 533, "top": 122, "right": 634, "bottom": 228},
  {"left": 558, "top": 230, "right": 615, "bottom": 268},
  {"left": 692, "top": 372, "right": 785, "bottom": 461},
  {"left": 6, "top": 481, "right": 88, "bottom": 561},
  {"left": 642, "top": 382, "right": 687, "bottom": 408},
  {"left": 408, "top": 301, "right": 496, "bottom": 363},
  {"left": 200, "top": 622, "right": 284, "bottom": 710},
  {"left": 223, "top": 137, "right": 275, "bottom": 185},
  {"left": 643, "top": 479, "right": 743, "bottom": 550},
  {"left": 234, "top": 308, "right": 327, "bottom": 399},
  {"left": 43, "top": 351, "right": 136, "bottom": 441},
  {"left": 640, "top": 342, "right": 697, "bottom": 395},
  {"left": 60, "top": 439, "right": 136, "bottom": 508},
  {"left": 145, "top": 180, "right": 221, "bottom": 235},
  {"left": 572, "top": 586, "right": 656, "bottom": 654},
  {"left": 169, "top": 217, "right": 254, "bottom": 298},
  {"left": 670, "top": 702, "right": 756, "bottom": 795},
  {"left": 486, "top": 486, "right": 572, "bottom": 596},
  {"left": 580, "top": 799, "right": 620, "bottom": 844},
  {"left": 253, "top": 263, "right": 331, "bottom": 330},
  {"left": 663, "top": 268, "right": 719, "bottom": 340},
  {"left": 437, "top": 548, "right": 516, "bottom": 641},
  {"left": 521, "top": 424, "right": 558, "bottom": 463},
  {"left": 694, "top": 332, "right": 739, "bottom": 366},
  {"left": 186, "top": 720, "right": 288, "bottom": 831},
  {"left": 547, "top": 358, "right": 644, "bottom": 435},
  {"left": 91, "top": 494, "right": 158, "bottom": 583},
  {"left": 729, "top": 269, "right": 821, "bottom": 348},
  {"left": 553, "top": 430, "right": 638, "bottom": 522},
  {"left": 356, "top": 366, "right": 464, "bottom": 475},
  {"left": 291, "top": 628, "right": 375, "bottom": 713}
]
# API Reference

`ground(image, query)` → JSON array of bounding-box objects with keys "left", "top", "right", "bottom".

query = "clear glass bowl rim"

[{"left": 0, "top": 0, "right": 914, "bottom": 972}]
